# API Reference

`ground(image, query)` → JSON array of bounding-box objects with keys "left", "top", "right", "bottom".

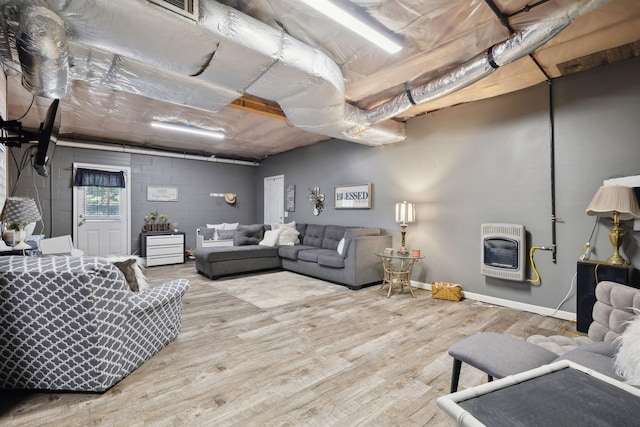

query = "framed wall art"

[
  {"left": 147, "top": 186, "right": 178, "bottom": 202},
  {"left": 286, "top": 184, "right": 295, "bottom": 212},
  {"left": 333, "top": 183, "right": 372, "bottom": 209}
]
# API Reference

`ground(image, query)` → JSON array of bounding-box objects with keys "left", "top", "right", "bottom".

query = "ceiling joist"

[{"left": 228, "top": 95, "right": 287, "bottom": 121}]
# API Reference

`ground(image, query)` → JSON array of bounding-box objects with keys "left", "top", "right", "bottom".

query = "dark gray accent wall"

[
  {"left": 7, "top": 145, "right": 258, "bottom": 253},
  {"left": 257, "top": 56, "right": 640, "bottom": 311}
]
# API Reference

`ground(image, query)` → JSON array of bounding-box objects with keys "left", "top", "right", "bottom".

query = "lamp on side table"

[
  {"left": 0, "top": 197, "right": 42, "bottom": 250},
  {"left": 395, "top": 201, "right": 415, "bottom": 256},
  {"left": 586, "top": 185, "right": 640, "bottom": 265}
]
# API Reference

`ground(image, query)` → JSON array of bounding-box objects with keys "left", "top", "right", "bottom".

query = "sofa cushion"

[
  {"left": 578, "top": 341, "right": 618, "bottom": 358},
  {"left": 198, "top": 245, "right": 278, "bottom": 262},
  {"left": 298, "top": 248, "right": 334, "bottom": 263},
  {"left": 234, "top": 224, "right": 265, "bottom": 246},
  {"left": 278, "top": 245, "right": 317, "bottom": 260},
  {"left": 555, "top": 348, "right": 621, "bottom": 380},
  {"left": 527, "top": 334, "right": 593, "bottom": 356},
  {"left": 322, "top": 225, "right": 347, "bottom": 250},
  {"left": 302, "top": 224, "right": 325, "bottom": 247},
  {"left": 317, "top": 252, "right": 345, "bottom": 268}
]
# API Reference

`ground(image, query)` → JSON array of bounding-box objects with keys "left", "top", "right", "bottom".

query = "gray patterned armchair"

[{"left": 0, "top": 256, "right": 190, "bottom": 392}]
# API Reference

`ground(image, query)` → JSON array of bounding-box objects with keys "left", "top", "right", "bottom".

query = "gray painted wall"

[
  {"left": 257, "top": 56, "right": 640, "bottom": 311},
  {"left": 8, "top": 146, "right": 258, "bottom": 253},
  {"left": 6, "top": 56, "right": 640, "bottom": 312}
]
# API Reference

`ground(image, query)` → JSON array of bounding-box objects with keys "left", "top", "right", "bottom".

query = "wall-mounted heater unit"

[{"left": 481, "top": 223, "right": 526, "bottom": 281}]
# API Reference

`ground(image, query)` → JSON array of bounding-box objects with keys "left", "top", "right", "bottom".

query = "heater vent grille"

[
  {"left": 150, "top": 0, "right": 199, "bottom": 20},
  {"left": 481, "top": 223, "right": 526, "bottom": 281}
]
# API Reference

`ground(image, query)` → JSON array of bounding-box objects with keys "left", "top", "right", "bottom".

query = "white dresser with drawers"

[{"left": 141, "top": 232, "right": 185, "bottom": 267}]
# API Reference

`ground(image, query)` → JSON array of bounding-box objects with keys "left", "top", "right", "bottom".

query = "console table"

[
  {"left": 141, "top": 232, "right": 185, "bottom": 267},
  {"left": 375, "top": 251, "right": 424, "bottom": 297}
]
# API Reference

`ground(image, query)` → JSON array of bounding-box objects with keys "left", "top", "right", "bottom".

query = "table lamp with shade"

[
  {"left": 395, "top": 201, "right": 415, "bottom": 255},
  {"left": 0, "top": 197, "right": 42, "bottom": 250},
  {"left": 586, "top": 185, "right": 640, "bottom": 266}
]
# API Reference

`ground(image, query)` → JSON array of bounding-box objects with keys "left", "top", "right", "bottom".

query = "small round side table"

[{"left": 375, "top": 251, "right": 424, "bottom": 297}]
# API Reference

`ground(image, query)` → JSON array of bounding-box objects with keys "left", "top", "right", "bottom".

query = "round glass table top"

[{"left": 375, "top": 251, "right": 424, "bottom": 260}]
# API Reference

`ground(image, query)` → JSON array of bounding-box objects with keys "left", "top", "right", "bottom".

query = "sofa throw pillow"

[
  {"left": 223, "top": 222, "right": 239, "bottom": 230},
  {"left": 234, "top": 224, "right": 265, "bottom": 246},
  {"left": 337, "top": 237, "right": 346, "bottom": 255},
  {"left": 109, "top": 256, "right": 149, "bottom": 292},
  {"left": 278, "top": 227, "right": 300, "bottom": 245},
  {"left": 217, "top": 229, "right": 235, "bottom": 240},
  {"left": 200, "top": 228, "right": 215, "bottom": 241},
  {"left": 272, "top": 221, "right": 296, "bottom": 230},
  {"left": 613, "top": 312, "right": 640, "bottom": 385},
  {"left": 259, "top": 229, "right": 281, "bottom": 247},
  {"left": 207, "top": 223, "right": 224, "bottom": 240}
]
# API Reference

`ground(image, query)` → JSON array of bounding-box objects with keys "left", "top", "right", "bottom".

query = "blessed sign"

[{"left": 334, "top": 183, "right": 372, "bottom": 209}]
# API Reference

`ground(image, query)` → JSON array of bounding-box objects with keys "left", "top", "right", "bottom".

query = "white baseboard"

[{"left": 411, "top": 281, "right": 575, "bottom": 321}]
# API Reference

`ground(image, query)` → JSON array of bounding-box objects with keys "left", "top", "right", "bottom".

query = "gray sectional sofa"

[{"left": 195, "top": 223, "right": 392, "bottom": 289}]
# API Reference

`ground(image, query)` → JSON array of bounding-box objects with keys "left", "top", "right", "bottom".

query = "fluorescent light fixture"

[
  {"left": 151, "top": 121, "right": 225, "bottom": 140},
  {"left": 299, "top": 0, "right": 402, "bottom": 54}
]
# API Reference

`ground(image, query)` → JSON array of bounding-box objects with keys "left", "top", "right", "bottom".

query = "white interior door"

[
  {"left": 264, "top": 175, "right": 284, "bottom": 225},
  {"left": 73, "top": 163, "right": 131, "bottom": 256}
]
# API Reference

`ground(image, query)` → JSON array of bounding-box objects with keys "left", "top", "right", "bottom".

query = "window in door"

[{"left": 83, "top": 186, "right": 121, "bottom": 220}]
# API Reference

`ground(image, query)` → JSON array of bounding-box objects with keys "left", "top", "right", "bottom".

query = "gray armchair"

[
  {"left": 448, "top": 281, "right": 640, "bottom": 392},
  {"left": 0, "top": 256, "right": 190, "bottom": 392}
]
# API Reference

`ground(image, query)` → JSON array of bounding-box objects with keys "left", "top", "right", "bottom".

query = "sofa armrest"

[
  {"left": 196, "top": 228, "right": 204, "bottom": 249},
  {"left": 344, "top": 234, "right": 392, "bottom": 286},
  {"left": 128, "top": 279, "right": 190, "bottom": 314}
]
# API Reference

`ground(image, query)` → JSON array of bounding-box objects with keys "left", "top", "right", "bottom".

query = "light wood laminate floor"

[{"left": 0, "top": 262, "right": 573, "bottom": 426}]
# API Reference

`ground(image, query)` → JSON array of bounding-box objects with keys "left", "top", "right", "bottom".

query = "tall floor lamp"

[
  {"left": 395, "top": 201, "right": 415, "bottom": 255},
  {"left": 586, "top": 185, "right": 640, "bottom": 266},
  {"left": 0, "top": 197, "right": 42, "bottom": 250}
]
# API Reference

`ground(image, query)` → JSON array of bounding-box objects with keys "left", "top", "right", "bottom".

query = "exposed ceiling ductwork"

[{"left": 0, "top": 0, "right": 622, "bottom": 152}]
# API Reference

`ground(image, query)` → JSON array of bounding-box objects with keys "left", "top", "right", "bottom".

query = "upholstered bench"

[{"left": 448, "top": 332, "right": 558, "bottom": 392}]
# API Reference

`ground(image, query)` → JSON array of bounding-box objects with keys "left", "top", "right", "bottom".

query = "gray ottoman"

[{"left": 448, "top": 332, "right": 558, "bottom": 392}]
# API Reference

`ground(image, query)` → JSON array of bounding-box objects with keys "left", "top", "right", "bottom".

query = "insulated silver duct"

[
  {"left": 356, "top": 0, "right": 613, "bottom": 128},
  {"left": 1, "top": 2, "right": 68, "bottom": 98},
  {"left": 0, "top": 0, "right": 613, "bottom": 146}
]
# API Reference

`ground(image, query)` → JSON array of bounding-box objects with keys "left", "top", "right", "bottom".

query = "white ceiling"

[{"left": 2, "top": 0, "right": 639, "bottom": 161}]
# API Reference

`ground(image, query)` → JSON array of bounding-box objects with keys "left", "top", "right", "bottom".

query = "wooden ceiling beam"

[{"left": 228, "top": 95, "right": 287, "bottom": 121}]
